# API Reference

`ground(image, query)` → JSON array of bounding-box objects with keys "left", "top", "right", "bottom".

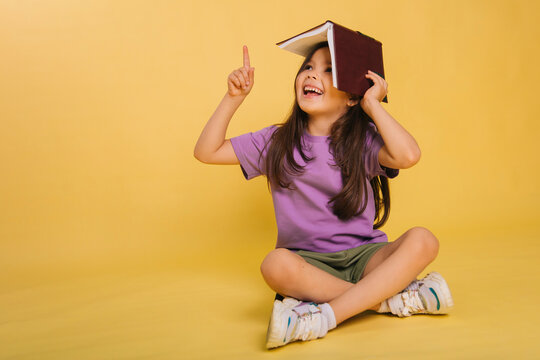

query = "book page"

[
  {"left": 327, "top": 26, "right": 337, "bottom": 88},
  {"left": 278, "top": 22, "right": 332, "bottom": 56}
]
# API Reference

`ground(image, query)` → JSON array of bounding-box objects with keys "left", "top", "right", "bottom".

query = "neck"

[{"left": 307, "top": 113, "right": 342, "bottom": 136}]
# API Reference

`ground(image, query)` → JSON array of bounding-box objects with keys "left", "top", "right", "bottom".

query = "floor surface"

[{"left": 2, "top": 226, "right": 539, "bottom": 359}]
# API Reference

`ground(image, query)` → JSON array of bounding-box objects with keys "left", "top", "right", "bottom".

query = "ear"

[{"left": 347, "top": 97, "right": 359, "bottom": 107}]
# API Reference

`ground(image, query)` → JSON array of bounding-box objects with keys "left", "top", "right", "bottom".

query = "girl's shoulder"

[
  {"left": 232, "top": 124, "right": 279, "bottom": 150},
  {"left": 251, "top": 124, "right": 280, "bottom": 141}
]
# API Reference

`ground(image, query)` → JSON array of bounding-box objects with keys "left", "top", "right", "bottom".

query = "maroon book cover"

[{"left": 277, "top": 20, "right": 388, "bottom": 103}]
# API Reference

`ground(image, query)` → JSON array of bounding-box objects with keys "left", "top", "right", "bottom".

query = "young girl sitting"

[{"left": 194, "top": 43, "right": 454, "bottom": 349}]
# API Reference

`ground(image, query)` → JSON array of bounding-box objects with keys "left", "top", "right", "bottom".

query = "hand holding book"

[
  {"left": 362, "top": 69, "right": 389, "bottom": 105},
  {"left": 227, "top": 45, "right": 255, "bottom": 98}
]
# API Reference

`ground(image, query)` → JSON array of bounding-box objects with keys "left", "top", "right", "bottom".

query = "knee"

[
  {"left": 260, "top": 248, "right": 299, "bottom": 286},
  {"left": 405, "top": 227, "right": 439, "bottom": 261}
]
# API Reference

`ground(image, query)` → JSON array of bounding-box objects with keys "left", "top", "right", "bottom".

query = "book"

[{"left": 276, "top": 20, "right": 388, "bottom": 103}]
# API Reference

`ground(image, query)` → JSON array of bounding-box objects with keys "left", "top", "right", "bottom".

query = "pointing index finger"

[{"left": 243, "top": 45, "right": 250, "bottom": 69}]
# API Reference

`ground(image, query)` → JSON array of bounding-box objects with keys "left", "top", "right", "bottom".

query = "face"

[{"left": 295, "top": 47, "right": 355, "bottom": 119}]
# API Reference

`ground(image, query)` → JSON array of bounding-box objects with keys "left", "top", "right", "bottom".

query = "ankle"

[
  {"left": 376, "top": 299, "right": 390, "bottom": 313},
  {"left": 318, "top": 303, "right": 337, "bottom": 330}
]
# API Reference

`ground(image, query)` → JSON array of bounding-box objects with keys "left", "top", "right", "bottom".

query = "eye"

[
  {"left": 303, "top": 64, "right": 312, "bottom": 71},
  {"left": 325, "top": 67, "right": 332, "bottom": 73}
]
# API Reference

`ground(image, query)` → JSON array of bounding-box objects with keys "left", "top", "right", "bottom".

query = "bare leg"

[
  {"left": 329, "top": 227, "right": 439, "bottom": 323},
  {"left": 261, "top": 249, "right": 355, "bottom": 298},
  {"left": 260, "top": 227, "right": 439, "bottom": 321}
]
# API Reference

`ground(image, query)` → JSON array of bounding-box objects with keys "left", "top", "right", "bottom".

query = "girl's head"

[
  {"left": 294, "top": 43, "right": 359, "bottom": 121},
  {"left": 264, "top": 41, "right": 392, "bottom": 227}
]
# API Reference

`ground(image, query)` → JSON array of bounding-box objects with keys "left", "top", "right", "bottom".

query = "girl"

[{"left": 194, "top": 43, "right": 454, "bottom": 349}]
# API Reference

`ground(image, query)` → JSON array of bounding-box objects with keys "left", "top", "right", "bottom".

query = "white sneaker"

[
  {"left": 266, "top": 297, "right": 330, "bottom": 349},
  {"left": 387, "top": 271, "right": 454, "bottom": 317}
]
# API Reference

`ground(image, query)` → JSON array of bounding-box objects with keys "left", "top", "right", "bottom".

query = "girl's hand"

[
  {"left": 227, "top": 45, "right": 255, "bottom": 98},
  {"left": 360, "top": 70, "right": 388, "bottom": 109}
]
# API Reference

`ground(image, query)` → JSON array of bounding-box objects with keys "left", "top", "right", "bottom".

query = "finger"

[
  {"left": 228, "top": 77, "right": 240, "bottom": 90},
  {"left": 367, "top": 72, "right": 383, "bottom": 86},
  {"left": 365, "top": 73, "right": 376, "bottom": 84},
  {"left": 234, "top": 70, "right": 246, "bottom": 88},
  {"left": 377, "top": 77, "right": 388, "bottom": 89},
  {"left": 234, "top": 71, "right": 246, "bottom": 88},
  {"left": 369, "top": 70, "right": 387, "bottom": 86},
  {"left": 248, "top": 67, "right": 255, "bottom": 84},
  {"left": 237, "top": 70, "right": 248, "bottom": 88},
  {"left": 367, "top": 70, "right": 380, "bottom": 81},
  {"left": 240, "top": 67, "right": 250, "bottom": 86},
  {"left": 243, "top": 45, "right": 250, "bottom": 69},
  {"left": 230, "top": 73, "right": 241, "bottom": 88}
]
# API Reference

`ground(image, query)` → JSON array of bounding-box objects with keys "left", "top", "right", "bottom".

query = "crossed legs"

[{"left": 260, "top": 226, "right": 440, "bottom": 325}]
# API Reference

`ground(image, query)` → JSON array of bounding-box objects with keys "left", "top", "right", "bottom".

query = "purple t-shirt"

[{"left": 230, "top": 122, "right": 399, "bottom": 253}]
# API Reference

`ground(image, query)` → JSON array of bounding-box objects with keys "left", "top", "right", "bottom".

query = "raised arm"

[{"left": 194, "top": 45, "right": 255, "bottom": 164}]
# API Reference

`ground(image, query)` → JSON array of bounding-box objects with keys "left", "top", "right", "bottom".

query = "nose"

[{"left": 306, "top": 69, "right": 318, "bottom": 80}]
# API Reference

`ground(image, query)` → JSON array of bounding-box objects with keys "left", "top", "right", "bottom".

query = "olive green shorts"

[
  {"left": 274, "top": 242, "right": 389, "bottom": 301},
  {"left": 292, "top": 242, "right": 389, "bottom": 283}
]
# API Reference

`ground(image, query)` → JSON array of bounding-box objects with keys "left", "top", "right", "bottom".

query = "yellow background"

[{"left": 1, "top": 0, "right": 539, "bottom": 358}]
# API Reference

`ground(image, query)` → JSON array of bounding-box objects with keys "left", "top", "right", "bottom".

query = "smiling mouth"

[{"left": 303, "top": 86, "right": 324, "bottom": 97}]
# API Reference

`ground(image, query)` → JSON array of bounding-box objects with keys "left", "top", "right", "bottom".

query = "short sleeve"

[
  {"left": 363, "top": 123, "right": 399, "bottom": 181},
  {"left": 230, "top": 125, "right": 278, "bottom": 180}
]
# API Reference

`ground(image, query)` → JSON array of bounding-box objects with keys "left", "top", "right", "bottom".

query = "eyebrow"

[{"left": 307, "top": 60, "right": 332, "bottom": 65}]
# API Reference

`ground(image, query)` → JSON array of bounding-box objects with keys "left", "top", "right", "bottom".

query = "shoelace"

[
  {"left": 292, "top": 304, "right": 322, "bottom": 341},
  {"left": 403, "top": 279, "right": 420, "bottom": 292},
  {"left": 398, "top": 289, "right": 425, "bottom": 317}
]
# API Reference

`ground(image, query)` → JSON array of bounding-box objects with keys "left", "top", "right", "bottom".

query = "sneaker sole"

[
  {"left": 266, "top": 299, "right": 300, "bottom": 349},
  {"left": 424, "top": 271, "right": 454, "bottom": 313}
]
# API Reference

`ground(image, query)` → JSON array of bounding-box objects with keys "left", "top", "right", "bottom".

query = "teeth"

[{"left": 304, "top": 86, "right": 323, "bottom": 95}]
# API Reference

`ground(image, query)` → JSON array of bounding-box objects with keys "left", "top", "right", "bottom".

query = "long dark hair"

[{"left": 263, "top": 42, "right": 392, "bottom": 228}]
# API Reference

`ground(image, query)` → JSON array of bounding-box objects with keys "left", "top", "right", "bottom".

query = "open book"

[{"left": 277, "top": 20, "right": 388, "bottom": 103}]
